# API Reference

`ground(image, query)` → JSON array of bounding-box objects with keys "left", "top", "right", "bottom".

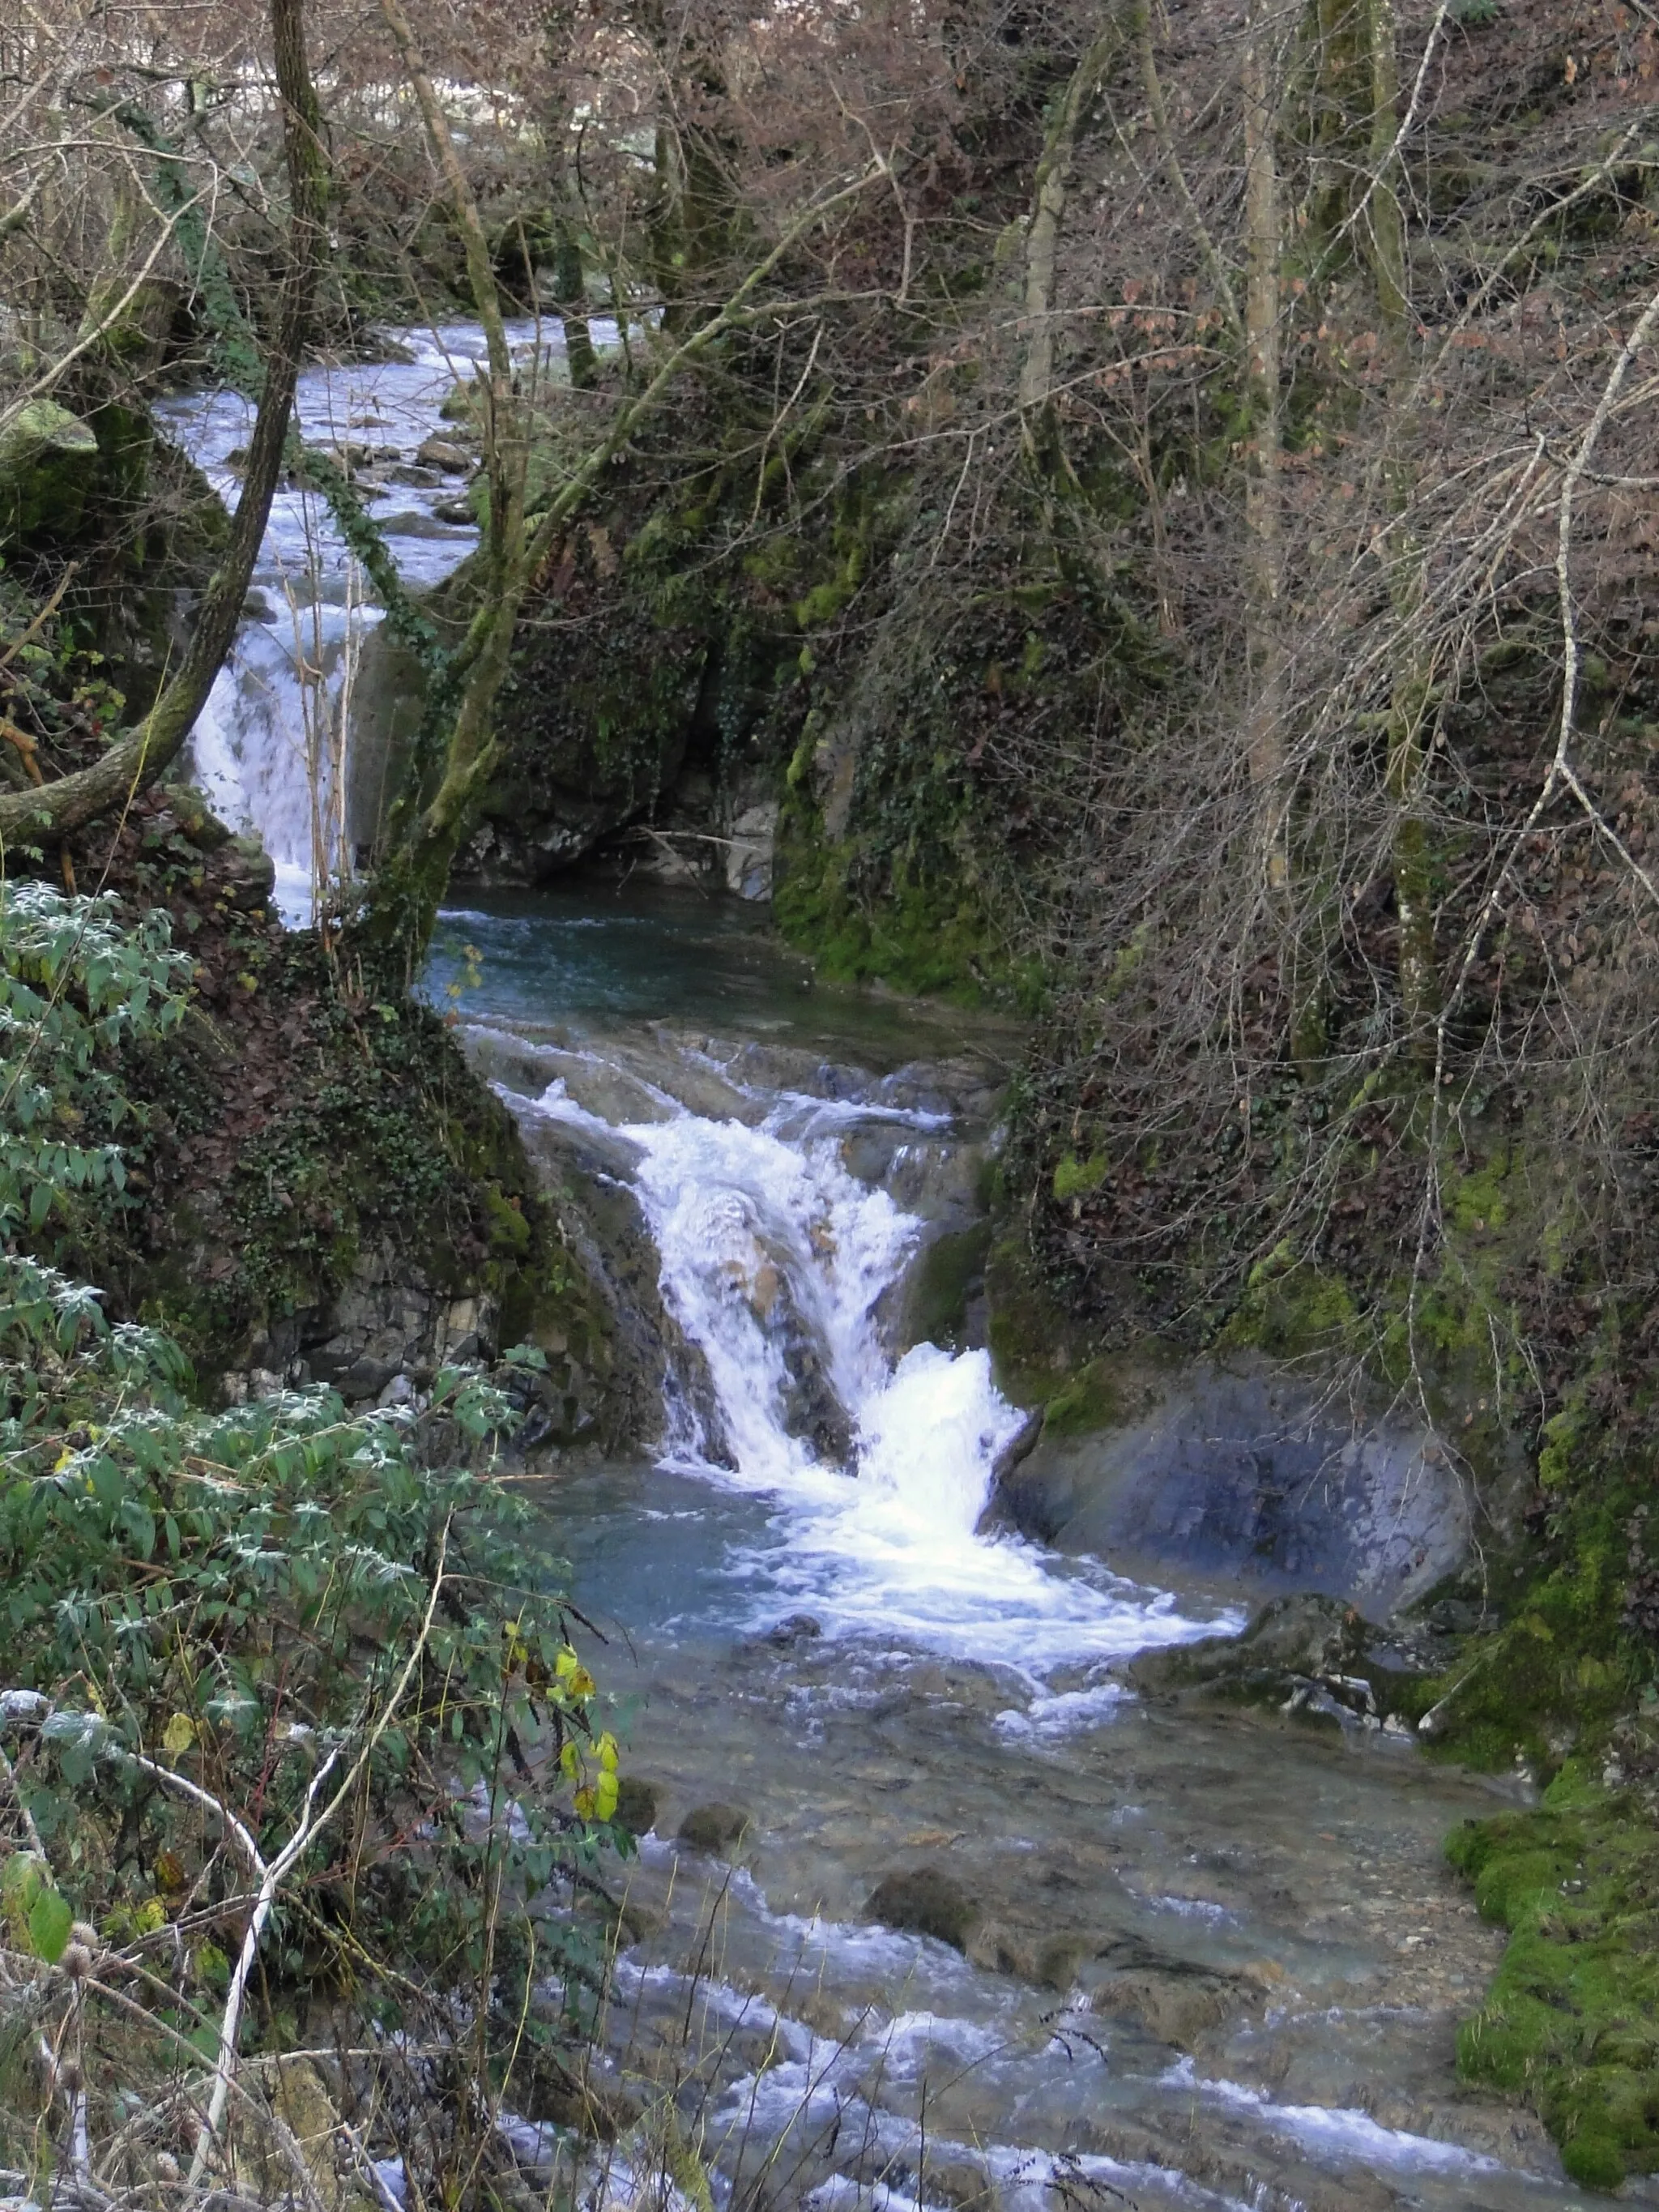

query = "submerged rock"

[
  {"left": 676, "top": 1802, "right": 753, "bottom": 1855},
  {"left": 866, "top": 1865, "right": 982, "bottom": 1950}
]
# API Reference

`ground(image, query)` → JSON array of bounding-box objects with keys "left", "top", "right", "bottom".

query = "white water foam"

[
  {"left": 1159, "top": 2056, "right": 1507, "bottom": 2176},
  {"left": 519, "top": 1072, "right": 1235, "bottom": 1691}
]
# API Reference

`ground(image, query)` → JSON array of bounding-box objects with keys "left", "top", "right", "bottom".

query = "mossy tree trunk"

[
  {"left": 1017, "top": 24, "right": 1124, "bottom": 480},
  {"left": 0, "top": 0, "right": 326, "bottom": 856}
]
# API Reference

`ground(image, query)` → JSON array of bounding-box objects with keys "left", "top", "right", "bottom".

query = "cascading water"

[
  {"left": 147, "top": 321, "right": 1589, "bottom": 2209},
  {"left": 156, "top": 320, "right": 603, "bottom": 922},
  {"left": 497, "top": 1031, "right": 1234, "bottom": 1686},
  {"left": 428, "top": 890, "right": 1592, "bottom": 2212}
]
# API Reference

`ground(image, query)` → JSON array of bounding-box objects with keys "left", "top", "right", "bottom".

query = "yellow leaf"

[
  {"left": 596, "top": 1732, "right": 619, "bottom": 1771},
  {"left": 162, "top": 1713, "right": 195, "bottom": 1757},
  {"left": 595, "top": 1770, "right": 619, "bottom": 1821},
  {"left": 135, "top": 1896, "right": 167, "bottom": 1934}
]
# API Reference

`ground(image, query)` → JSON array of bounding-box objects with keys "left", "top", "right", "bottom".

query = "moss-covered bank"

[{"left": 1448, "top": 1757, "right": 1659, "bottom": 2190}]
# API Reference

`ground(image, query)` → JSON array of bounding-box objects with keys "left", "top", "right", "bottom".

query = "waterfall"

[
  {"left": 518, "top": 1058, "right": 1226, "bottom": 1680},
  {"left": 157, "top": 320, "right": 598, "bottom": 923}
]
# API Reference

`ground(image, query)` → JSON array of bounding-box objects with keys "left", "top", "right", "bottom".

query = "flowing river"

[{"left": 164, "top": 338, "right": 1615, "bottom": 2212}]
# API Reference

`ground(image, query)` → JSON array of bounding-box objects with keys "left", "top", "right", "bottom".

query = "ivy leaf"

[{"left": 162, "top": 1712, "right": 196, "bottom": 1757}]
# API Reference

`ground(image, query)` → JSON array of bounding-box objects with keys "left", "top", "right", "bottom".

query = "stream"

[{"left": 165, "top": 337, "right": 1618, "bottom": 2212}]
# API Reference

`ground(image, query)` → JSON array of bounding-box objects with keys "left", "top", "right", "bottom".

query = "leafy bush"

[
  {"left": 0, "top": 880, "right": 190, "bottom": 1240},
  {"left": 0, "top": 890, "right": 625, "bottom": 2201}
]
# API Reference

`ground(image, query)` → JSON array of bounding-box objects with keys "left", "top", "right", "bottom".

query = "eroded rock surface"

[{"left": 990, "top": 1360, "right": 1468, "bottom": 1616}]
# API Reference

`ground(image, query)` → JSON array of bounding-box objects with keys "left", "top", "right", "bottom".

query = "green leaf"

[{"left": 28, "top": 1885, "right": 73, "bottom": 1962}]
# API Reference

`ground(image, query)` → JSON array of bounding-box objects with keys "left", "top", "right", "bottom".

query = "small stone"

[
  {"left": 377, "top": 1373, "right": 416, "bottom": 1409},
  {"left": 433, "top": 496, "right": 476, "bottom": 527},
  {"left": 249, "top": 1367, "right": 284, "bottom": 1399}
]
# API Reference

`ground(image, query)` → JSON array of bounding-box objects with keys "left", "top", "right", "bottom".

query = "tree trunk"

[
  {"left": 1364, "top": 0, "right": 1439, "bottom": 1054},
  {"left": 553, "top": 216, "right": 597, "bottom": 390},
  {"left": 1241, "top": 0, "right": 1286, "bottom": 901},
  {"left": 0, "top": 0, "right": 325, "bottom": 853},
  {"left": 1018, "top": 27, "right": 1122, "bottom": 472}
]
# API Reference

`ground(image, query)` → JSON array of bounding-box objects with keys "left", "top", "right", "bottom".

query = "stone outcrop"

[{"left": 986, "top": 1356, "right": 1468, "bottom": 1619}]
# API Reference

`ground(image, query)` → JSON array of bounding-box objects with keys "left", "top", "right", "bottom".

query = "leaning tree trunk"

[
  {"left": 0, "top": 0, "right": 325, "bottom": 854},
  {"left": 1018, "top": 23, "right": 1123, "bottom": 476}
]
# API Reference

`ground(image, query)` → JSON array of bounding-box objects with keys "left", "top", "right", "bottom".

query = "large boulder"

[
  {"left": 0, "top": 399, "right": 100, "bottom": 541},
  {"left": 986, "top": 1357, "right": 1467, "bottom": 1617}
]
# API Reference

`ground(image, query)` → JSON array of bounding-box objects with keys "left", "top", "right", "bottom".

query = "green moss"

[
  {"left": 984, "top": 1231, "right": 1095, "bottom": 1405},
  {"left": 1446, "top": 1158, "right": 1512, "bottom": 1235},
  {"left": 904, "top": 1223, "right": 990, "bottom": 1350},
  {"left": 1417, "top": 1542, "right": 1638, "bottom": 1775},
  {"left": 774, "top": 797, "right": 1006, "bottom": 1002},
  {"left": 1222, "top": 1246, "right": 1361, "bottom": 1360},
  {"left": 1052, "top": 1151, "right": 1107, "bottom": 1203},
  {"left": 1040, "top": 1357, "right": 1123, "bottom": 1437},
  {"left": 1448, "top": 1778, "right": 1659, "bottom": 2188}
]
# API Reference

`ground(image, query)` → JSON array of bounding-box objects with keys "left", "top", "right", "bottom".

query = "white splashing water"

[{"left": 520, "top": 1071, "right": 1230, "bottom": 1680}]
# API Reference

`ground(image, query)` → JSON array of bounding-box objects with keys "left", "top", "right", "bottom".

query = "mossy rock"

[
  {"left": 1448, "top": 1771, "right": 1659, "bottom": 2189},
  {"left": 902, "top": 1223, "right": 990, "bottom": 1351},
  {"left": 867, "top": 1865, "right": 983, "bottom": 1951},
  {"left": 0, "top": 399, "right": 100, "bottom": 542},
  {"left": 983, "top": 1231, "right": 1096, "bottom": 1406},
  {"left": 676, "top": 1802, "right": 753, "bottom": 1855}
]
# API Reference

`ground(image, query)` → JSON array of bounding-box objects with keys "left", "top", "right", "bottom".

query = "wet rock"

[
  {"left": 760, "top": 1613, "right": 823, "bottom": 1648},
  {"left": 915, "top": 2154, "right": 995, "bottom": 2210},
  {"left": 433, "top": 496, "right": 476, "bottom": 526},
  {"left": 379, "top": 507, "right": 463, "bottom": 539},
  {"left": 992, "top": 1357, "right": 1467, "bottom": 1616},
  {"left": 676, "top": 1802, "right": 753, "bottom": 1855},
  {"left": 1130, "top": 1592, "right": 1432, "bottom": 1732},
  {"left": 866, "top": 1865, "right": 982, "bottom": 1951},
  {"left": 1090, "top": 1958, "right": 1252, "bottom": 2048},
  {"left": 416, "top": 435, "right": 471, "bottom": 471},
  {"left": 723, "top": 802, "right": 778, "bottom": 901},
  {"left": 614, "top": 1775, "right": 660, "bottom": 1834},
  {"left": 990, "top": 1406, "right": 1042, "bottom": 1490},
  {"left": 219, "top": 835, "right": 276, "bottom": 912}
]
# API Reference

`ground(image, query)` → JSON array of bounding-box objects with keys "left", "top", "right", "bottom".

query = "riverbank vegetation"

[{"left": 6, "top": 0, "right": 1659, "bottom": 2184}]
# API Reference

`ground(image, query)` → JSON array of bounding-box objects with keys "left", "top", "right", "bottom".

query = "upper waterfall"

[{"left": 156, "top": 321, "right": 599, "bottom": 923}]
